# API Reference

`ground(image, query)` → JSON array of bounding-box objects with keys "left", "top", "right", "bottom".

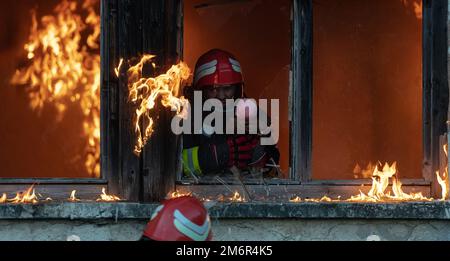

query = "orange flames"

[
  {"left": 400, "top": 0, "right": 422, "bottom": 20},
  {"left": 290, "top": 195, "right": 338, "bottom": 203},
  {"left": 229, "top": 191, "right": 245, "bottom": 202},
  {"left": 68, "top": 190, "right": 80, "bottom": 202},
  {"left": 126, "top": 55, "right": 191, "bottom": 155},
  {"left": 436, "top": 144, "right": 449, "bottom": 200},
  {"left": 96, "top": 188, "right": 121, "bottom": 202},
  {"left": 353, "top": 162, "right": 376, "bottom": 179},
  {"left": 9, "top": 185, "right": 39, "bottom": 204},
  {"left": 10, "top": 0, "right": 101, "bottom": 177},
  {"left": 289, "top": 196, "right": 302, "bottom": 203},
  {"left": 115, "top": 58, "right": 124, "bottom": 78},
  {"left": 305, "top": 196, "right": 335, "bottom": 202},
  {"left": 347, "top": 162, "right": 430, "bottom": 202},
  {"left": 290, "top": 159, "right": 449, "bottom": 203},
  {"left": 169, "top": 190, "right": 193, "bottom": 199},
  {"left": 0, "top": 185, "right": 40, "bottom": 204},
  {"left": 0, "top": 194, "right": 6, "bottom": 203}
]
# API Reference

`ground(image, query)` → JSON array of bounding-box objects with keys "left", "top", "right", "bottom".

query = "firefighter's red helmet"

[
  {"left": 193, "top": 49, "right": 244, "bottom": 90},
  {"left": 142, "top": 196, "right": 212, "bottom": 241}
]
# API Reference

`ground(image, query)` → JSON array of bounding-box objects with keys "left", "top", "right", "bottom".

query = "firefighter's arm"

[
  {"left": 182, "top": 143, "right": 228, "bottom": 176},
  {"left": 182, "top": 136, "right": 259, "bottom": 176}
]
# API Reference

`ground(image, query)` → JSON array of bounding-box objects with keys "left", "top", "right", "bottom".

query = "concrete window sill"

[{"left": 0, "top": 201, "right": 450, "bottom": 220}]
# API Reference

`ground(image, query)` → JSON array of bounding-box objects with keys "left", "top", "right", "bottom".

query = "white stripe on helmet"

[
  {"left": 229, "top": 58, "right": 241, "bottom": 73},
  {"left": 195, "top": 67, "right": 217, "bottom": 84},
  {"left": 232, "top": 65, "right": 241, "bottom": 73},
  {"left": 194, "top": 59, "right": 218, "bottom": 84},
  {"left": 173, "top": 209, "right": 211, "bottom": 241}
]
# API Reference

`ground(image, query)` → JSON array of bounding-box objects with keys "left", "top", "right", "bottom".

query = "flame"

[
  {"left": 400, "top": 0, "right": 422, "bottom": 19},
  {"left": 69, "top": 190, "right": 80, "bottom": 202},
  {"left": 169, "top": 190, "right": 192, "bottom": 199},
  {"left": 115, "top": 58, "right": 124, "bottom": 78},
  {"left": 96, "top": 188, "right": 121, "bottom": 202},
  {"left": 10, "top": 0, "right": 101, "bottom": 177},
  {"left": 347, "top": 162, "right": 431, "bottom": 202},
  {"left": 289, "top": 196, "right": 302, "bottom": 202},
  {"left": 436, "top": 171, "right": 448, "bottom": 201},
  {"left": 9, "top": 185, "right": 39, "bottom": 204},
  {"left": 353, "top": 161, "right": 376, "bottom": 179},
  {"left": 127, "top": 55, "right": 191, "bottom": 155},
  {"left": 305, "top": 195, "right": 335, "bottom": 202},
  {"left": 436, "top": 144, "right": 449, "bottom": 200},
  {"left": 0, "top": 194, "right": 6, "bottom": 203},
  {"left": 230, "top": 191, "right": 245, "bottom": 202}
]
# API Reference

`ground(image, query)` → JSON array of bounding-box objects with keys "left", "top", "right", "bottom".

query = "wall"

[{"left": 0, "top": 219, "right": 449, "bottom": 241}]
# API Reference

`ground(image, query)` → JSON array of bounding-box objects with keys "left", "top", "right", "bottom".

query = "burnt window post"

[{"left": 101, "top": 0, "right": 183, "bottom": 202}]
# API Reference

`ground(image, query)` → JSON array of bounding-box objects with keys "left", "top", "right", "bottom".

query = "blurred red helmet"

[
  {"left": 193, "top": 49, "right": 244, "bottom": 90},
  {"left": 142, "top": 196, "right": 212, "bottom": 241}
]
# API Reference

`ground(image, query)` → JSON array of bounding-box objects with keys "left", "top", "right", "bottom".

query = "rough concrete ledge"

[{"left": 1, "top": 201, "right": 450, "bottom": 220}]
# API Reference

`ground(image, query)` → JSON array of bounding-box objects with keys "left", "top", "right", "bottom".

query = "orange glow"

[
  {"left": 312, "top": 0, "right": 423, "bottom": 180},
  {"left": 10, "top": 0, "right": 101, "bottom": 178},
  {"left": 96, "top": 188, "right": 121, "bottom": 202},
  {"left": 127, "top": 55, "right": 191, "bottom": 155}
]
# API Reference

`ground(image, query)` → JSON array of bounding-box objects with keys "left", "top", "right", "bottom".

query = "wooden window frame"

[{"left": 290, "top": 0, "right": 449, "bottom": 197}]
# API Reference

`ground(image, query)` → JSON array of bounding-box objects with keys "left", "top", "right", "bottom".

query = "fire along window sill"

[{"left": 0, "top": 201, "right": 450, "bottom": 220}]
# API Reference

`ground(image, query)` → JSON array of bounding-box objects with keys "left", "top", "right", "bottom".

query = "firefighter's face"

[{"left": 205, "top": 85, "right": 236, "bottom": 102}]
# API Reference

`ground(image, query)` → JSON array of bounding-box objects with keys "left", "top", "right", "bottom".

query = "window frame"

[{"left": 290, "top": 0, "right": 448, "bottom": 198}]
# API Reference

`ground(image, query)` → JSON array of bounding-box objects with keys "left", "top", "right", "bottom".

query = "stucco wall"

[{"left": 1, "top": 219, "right": 450, "bottom": 241}]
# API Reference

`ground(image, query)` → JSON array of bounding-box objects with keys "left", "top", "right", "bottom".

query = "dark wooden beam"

[
  {"left": 422, "top": 0, "right": 432, "bottom": 182},
  {"left": 100, "top": 0, "right": 122, "bottom": 198},
  {"left": 423, "top": 0, "right": 449, "bottom": 197},
  {"left": 140, "top": 0, "right": 182, "bottom": 202},
  {"left": 101, "top": 0, "right": 182, "bottom": 202},
  {"left": 291, "top": 0, "right": 313, "bottom": 183}
]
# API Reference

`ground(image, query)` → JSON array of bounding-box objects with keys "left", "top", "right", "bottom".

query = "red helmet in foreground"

[
  {"left": 193, "top": 49, "right": 244, "bottom": 90},
  {"left": 141, "top": 196, "right": 212, "bottom": 241}
]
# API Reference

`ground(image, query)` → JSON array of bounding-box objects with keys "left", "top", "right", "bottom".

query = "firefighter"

[
  {"left": 140, "top": 195, "right": 212, "bottom": 241},
  {"left": 182, "top": 49, "right": 280, "bottom": 178}
]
